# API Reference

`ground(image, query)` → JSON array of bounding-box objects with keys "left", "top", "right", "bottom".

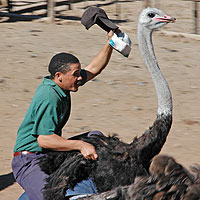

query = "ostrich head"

[{"left": 138, "top": 7, "right": 176, "bottom": 30}]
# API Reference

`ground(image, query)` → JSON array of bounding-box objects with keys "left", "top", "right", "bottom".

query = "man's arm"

[
  {"left": 37, "top": 134, "right": 97, "bottom": 160},
  {"left": 84, "top": 30, "right": 114, "bottom": 82}
]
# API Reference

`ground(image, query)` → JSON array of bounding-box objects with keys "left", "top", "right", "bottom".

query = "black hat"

[{"left": 81, "top": 6, "right": 118, "bottom": 32}]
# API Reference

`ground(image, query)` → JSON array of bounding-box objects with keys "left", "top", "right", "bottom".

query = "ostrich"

[
  {"left": 39, "top": 8, "right": 175, "bottom": 200},
  {"left": 128, "top": 155, "right": 200, "bottom": 200},
  {"left": 77, "top": 155, "right": 200, "bottom": 200}
]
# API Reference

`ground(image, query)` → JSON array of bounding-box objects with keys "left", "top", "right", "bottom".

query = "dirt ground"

[{"left": 0, "top": 0, "right": 200, "bottom": 199}]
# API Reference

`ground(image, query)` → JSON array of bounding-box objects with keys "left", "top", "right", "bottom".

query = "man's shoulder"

[
  {"left": 34, "top": 82, "right": 60, "bottom": 103},
  {"left": 36, "top": 82, "right": 52, "bottom": 95}
]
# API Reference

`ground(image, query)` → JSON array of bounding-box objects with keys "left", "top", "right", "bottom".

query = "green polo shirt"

[{"left": 14, "top": 70, "right": 87, "bottom": 152}]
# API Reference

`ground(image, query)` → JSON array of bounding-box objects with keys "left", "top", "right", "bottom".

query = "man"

[{"left": 12, "top": 30, "right": 114, "bottom": 200}]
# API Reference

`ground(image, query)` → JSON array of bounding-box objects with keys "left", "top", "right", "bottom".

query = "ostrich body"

[
  {"left": 78, "top": 155, "right": 200, "bottom": 200},
  {"left": 39, "top": 8, "right": 175, "bottom": 200}
]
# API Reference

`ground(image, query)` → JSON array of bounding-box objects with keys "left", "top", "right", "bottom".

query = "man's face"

[{"left": 59, "top": 63, "right": 82, "bottom": 92}]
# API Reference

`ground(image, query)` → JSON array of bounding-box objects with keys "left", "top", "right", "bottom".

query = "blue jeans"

[{"left": 17, "top": 177, "right": 98, "bottom": 200}]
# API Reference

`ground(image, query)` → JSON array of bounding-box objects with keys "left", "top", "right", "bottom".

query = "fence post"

[
  {"left": 144, "top": 0, "right": 150, "bottom": 8},
  {"left": 8, "top": 0, "right": 12, "bottom": 12},
  {"left": 194, "top": 0, "right": 199, "bottom": 34},
  {"left": 116, "top": 1, "right": 121, "bottom": 21},
  {"left": 154, "top": 0, "right": 160, "bottom": 8},
  {"left": 47, "top": 0, "right": 55, "bottom": 23}
]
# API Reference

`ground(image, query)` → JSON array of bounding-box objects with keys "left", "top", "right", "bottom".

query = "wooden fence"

[
  {"left": 0, "top": 0, "right": 75, "bottom": 22},
  {"left": 0, "top": 0, "right": 199, "bottom": 34}
]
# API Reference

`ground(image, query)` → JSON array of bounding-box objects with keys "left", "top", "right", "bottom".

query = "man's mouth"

[{"left": 75, "top": 81, "right": 81, "bottom": 87}]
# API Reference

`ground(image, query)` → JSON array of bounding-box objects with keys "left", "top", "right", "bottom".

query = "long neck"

[{"left": 137, "top": 24, "right": 172, "bottom": 117}]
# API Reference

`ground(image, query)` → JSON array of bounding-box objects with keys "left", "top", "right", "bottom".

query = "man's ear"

[{"left": 55, "top": 72, "right": 62, "bottom": 82}]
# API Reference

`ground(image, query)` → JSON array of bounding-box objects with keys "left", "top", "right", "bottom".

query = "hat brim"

[{"left": 96, "top": 17, "right": 118, "bottom": 32}]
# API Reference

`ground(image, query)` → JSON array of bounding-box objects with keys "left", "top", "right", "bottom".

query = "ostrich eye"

[{"left": 148, "top": 13, "right": 155, "bottom": 18}]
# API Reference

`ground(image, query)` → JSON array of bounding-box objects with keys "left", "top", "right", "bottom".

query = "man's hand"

[
  {"left": 78, "top": 140, "right": 98, "bottom": 160},
  {"left": 107, "top": 30, "right": 114, "bottom": 41}
]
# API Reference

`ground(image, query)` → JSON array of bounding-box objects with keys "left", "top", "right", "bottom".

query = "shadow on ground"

[{"left": 0, "top": 172, "right": 16, "bottom": 191}]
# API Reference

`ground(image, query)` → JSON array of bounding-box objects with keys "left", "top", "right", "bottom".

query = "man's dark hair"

[{"left": 48, "top": 52, "right": 80, "bottom": 79}]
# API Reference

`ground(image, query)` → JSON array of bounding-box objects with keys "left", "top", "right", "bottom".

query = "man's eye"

[{"left": 73, "top": 72, "right": 80, "bottom": 77}]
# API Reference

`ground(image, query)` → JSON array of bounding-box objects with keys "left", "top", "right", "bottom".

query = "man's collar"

[{"left": 43, "top": 76, "right": 68, "bottom": 97}]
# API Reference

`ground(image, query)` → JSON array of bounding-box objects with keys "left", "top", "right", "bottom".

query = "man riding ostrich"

[{"left": 38, "top": 7, "right": 175, "bottom": 200}]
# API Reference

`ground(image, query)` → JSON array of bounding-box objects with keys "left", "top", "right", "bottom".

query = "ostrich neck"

[{"left": 137, "top": 24, "right": 172, "bottom": 116}]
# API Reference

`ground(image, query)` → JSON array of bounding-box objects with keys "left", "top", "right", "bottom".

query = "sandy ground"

[{"left": 0, "top": 0, "right": 200, "bottom": 199}]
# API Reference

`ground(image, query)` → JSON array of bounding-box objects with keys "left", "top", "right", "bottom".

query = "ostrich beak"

[{"left": 154, "top": 15, "right": 176, "bottom": 23}]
